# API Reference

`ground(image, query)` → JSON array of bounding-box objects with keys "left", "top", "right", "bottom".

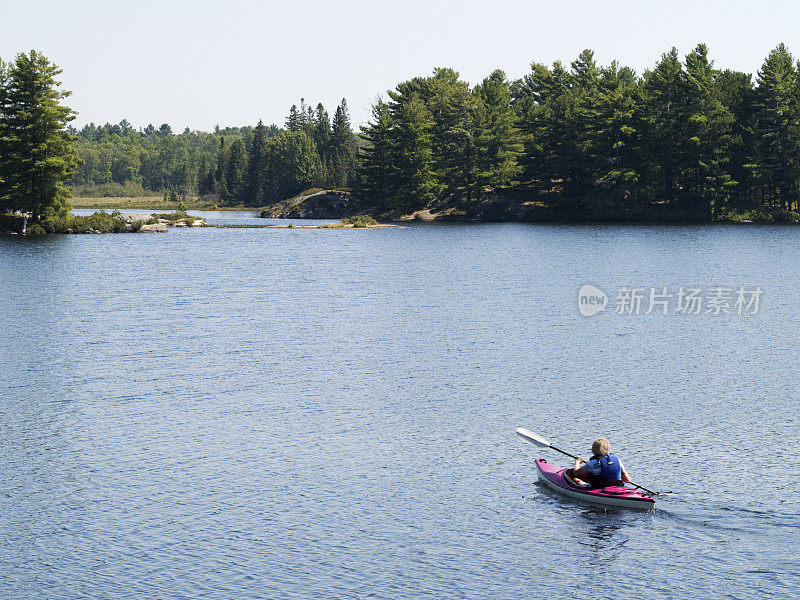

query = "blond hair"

[{"left": 592, "top": 437, "right": 611, "bottom": 457}]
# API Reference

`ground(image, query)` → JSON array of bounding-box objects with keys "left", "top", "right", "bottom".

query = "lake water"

[{"left": 1, "top": 211, "right": 799, "bottom": 599}]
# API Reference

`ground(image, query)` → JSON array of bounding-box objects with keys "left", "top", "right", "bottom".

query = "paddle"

[{"left": 515, "top": 427, "right": 667, "bottom": 497}]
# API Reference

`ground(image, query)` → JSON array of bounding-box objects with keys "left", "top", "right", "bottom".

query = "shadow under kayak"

[{"left": 535, "top": 459, "right": 655, "bottom": 510}]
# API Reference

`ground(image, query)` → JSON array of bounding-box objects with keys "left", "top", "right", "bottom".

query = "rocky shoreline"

[
  {"left": 0, "top": 211, "right": 207, "bottom": 235},
  {"left": 258, "top": 188, "right": 800, "bottom": 224},
  {"left": 119, "top": 212, "right": 207, "bottom": 233},
  {"left": 258, "top": 188, "right": 548, "bottom": 223}
]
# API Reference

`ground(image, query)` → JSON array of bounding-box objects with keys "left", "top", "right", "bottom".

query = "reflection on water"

[{"left": 1, "top": 215, "right": 800, "bottom": 599}]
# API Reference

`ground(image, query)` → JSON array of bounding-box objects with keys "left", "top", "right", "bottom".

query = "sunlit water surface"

[{"left": 1, "top": 210, "right": 798, "bottom": 599}]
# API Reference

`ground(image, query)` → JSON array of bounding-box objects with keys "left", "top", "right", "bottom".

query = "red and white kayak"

[{"left": 535, "top": 459, "right": 655, "bottom": 510}]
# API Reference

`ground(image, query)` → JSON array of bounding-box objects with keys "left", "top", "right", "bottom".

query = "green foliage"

[
  {"left": 356, "top": 44, "right": 800, "bottom": 221},
  {"left": 26, "top": 223, "right": 46, "bottom": 235},
  {"left": 71, "top": 180, "right": 153, "bottom": 197},
  {"left": 772, "top": 209, "right": 800, "bottom": 222},
  {"left": 754, "top": 43, "right": 800, "bottom": 210},
  {"left": 472, "top": 70, "right": 522, "bottom": 197},
  {"left": 0, "top": 50, "right": 77, "bottom": 218},
  {"left": 246, "top": 120, "right": 269, "bottom": 204},
  {"left": 7, "top": 45, "right": 800, "bottom": 225},
  {"left": 40, "top": 210, "right": 127, "bottom": 233},
  {"left": 265, "top": 130, "right": 323, "bottom": 200},
  {"left": 151, "top": 211, "right": 194, "bottom": 223},
  {"left": 342, "top": 215, "right": 378, "bottom": 227},
  {"left": 225, "top": 137, "right": 248, "bottom": 202},
  {"left": 724, "top": 208, "right": 774, "bottom": 222},
  {"left": 357, "top": 100, "right": 394, "bottom": 208}
]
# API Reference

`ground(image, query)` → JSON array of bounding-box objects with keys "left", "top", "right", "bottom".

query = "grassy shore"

[{"left": 70, "top": 197, "right": 260, "bottom": 211}]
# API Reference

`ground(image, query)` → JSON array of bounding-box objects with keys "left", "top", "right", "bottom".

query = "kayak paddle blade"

[{"left": 516, "top": 427, "right": 552, "bottom": 448}]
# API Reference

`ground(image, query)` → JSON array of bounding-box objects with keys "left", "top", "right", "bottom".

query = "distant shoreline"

[{"left": 69, "top": 195, "right": 800, "bottom": 226}]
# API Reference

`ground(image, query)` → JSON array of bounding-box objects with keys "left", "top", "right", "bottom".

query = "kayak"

[{"left": 535, "top": 459, "right": 655, "bottom": 510}]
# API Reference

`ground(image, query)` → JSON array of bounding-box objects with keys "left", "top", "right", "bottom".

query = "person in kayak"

[{"left": 570, "top": 437, "right": 632, "bottom": 488}]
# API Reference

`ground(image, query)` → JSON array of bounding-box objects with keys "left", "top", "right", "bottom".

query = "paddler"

[{"left": 571, "top": 437, "right": 632, "bottom": 488}]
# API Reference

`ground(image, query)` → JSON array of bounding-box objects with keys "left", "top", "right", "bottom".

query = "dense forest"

[
  {"left": 358, "top": 43, "right": 800, "bottom": 221},
  {"left": 4, "top": 44, "right": 800, "bottom": 226},
  {"left": 70, "top": 98, "right": 359, "bottom": 205}
]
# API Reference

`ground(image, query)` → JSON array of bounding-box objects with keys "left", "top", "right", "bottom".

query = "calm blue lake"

[{"left": 1, "top": 211, "right": 798, "bottom": 599}]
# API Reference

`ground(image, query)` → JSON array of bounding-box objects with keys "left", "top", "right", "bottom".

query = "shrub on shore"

[
  {"left": 38, "top": 210, "right": 127, "bottom": 234},
  {"left": 721, "top": 208, "right": 797, "bottom": 223},
  {"left": 342, "top": 215, "right": 378, "bottom": 228},
  {"left": 772, "top": 209, "right": 800, "bottom": 222},
  {"left": 320, "top": 215, "right": 379, "bottom": 228},
  {"left": 150, "top": 211, "right": 194, "bottom": 224}
]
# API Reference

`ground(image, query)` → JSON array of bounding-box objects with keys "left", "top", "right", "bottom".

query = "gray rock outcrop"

[
  {"left": 137, "top": 223, "right": 168, "bottom": 233},
  {"left": 260, "top": 190, "right": 368, "bottom": 219}
]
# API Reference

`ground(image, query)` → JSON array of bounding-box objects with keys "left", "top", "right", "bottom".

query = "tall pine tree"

[
  {"left": 754, "top": 43, "right": 800, "bottom": 209},
  {"left": 246, "top": 120, "right": 269, "bottom": 204},
  {"left": 0, "top": 51, "right": 77, "bottom": 218},
  {"left": 359, "top": 99, "right": 395, "bottom": 209}
]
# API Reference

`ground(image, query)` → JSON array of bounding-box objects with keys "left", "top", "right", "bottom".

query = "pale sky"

[{"left": 3, "top": 0, "right": 799, "bottom": 131}]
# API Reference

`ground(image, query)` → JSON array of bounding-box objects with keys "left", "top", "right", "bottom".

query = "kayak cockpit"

[{"left": 563, "top": 468, "right": 591, "bottom": 489}]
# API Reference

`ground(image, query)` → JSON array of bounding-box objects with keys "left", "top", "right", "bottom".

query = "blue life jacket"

[{"left": 590, "top": 454, "right": 623, "bottom": 487}]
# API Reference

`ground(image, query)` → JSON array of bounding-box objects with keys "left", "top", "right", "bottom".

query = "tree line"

[
  {"left": 3, "top": 45, "right": 800, "bottom": 223},
  {"left": 70, "top": 98, "right": 358, "bottom": 205},
  {"left": 358, "top": 43, "right": 800, "bottom": 220}
]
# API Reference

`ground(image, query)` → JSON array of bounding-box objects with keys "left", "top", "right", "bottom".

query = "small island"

[{"left": 0, "top": 210, "right": 206, "bottom": 235}]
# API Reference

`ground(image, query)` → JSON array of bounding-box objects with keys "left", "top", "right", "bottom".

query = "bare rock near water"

[
  {"left": 121, "top": 213, "right": 153, "bottom": 224},
  {"left": 191, "top": 220, "right": 205, "bottom": 227},
  {"left": 137, "top": 223, "right": 168, "bottom": 233},
  {"left": 261, "top": 190, "right": 368, "bottom": 219}
]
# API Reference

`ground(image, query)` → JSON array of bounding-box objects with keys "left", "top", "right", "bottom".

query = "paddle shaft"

[
  {"left": 627, "top": 481, "right": 660, "bottom": 496},
  {"left": 548, "top": 444, "right": 579, "bottom": 461}
]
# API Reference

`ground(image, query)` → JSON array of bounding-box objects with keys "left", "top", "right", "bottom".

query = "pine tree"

[
  {"left": 299, "top": 98, "right": 309, "bottom": 129},
  {"left": 514, "top": 61, "right": 572, "bottom": 199},
  {"left": 246, "top": 120, "right": 269, "bottom": 204},
  {"left": 0, "top": 51, "right": 77, "bottom": 218},
  {"left": 286, "top": 105, "right": 302, "bottom": 132},
  {"left": 331, "top": 98, "right": 357, "bottom": 186},
  {"left": 424, "top": 68, "right": 476, "bottom": 200},
  {"left": 754, "top": 43, "right": 800, "bottom": 209},
  {"left": 715, "top": 69, "right": 759, "bottom": 210},
  {"left": 642, "top": 48, "right": 691, "bottom": 209},
  {"left": 225, "top": 137, "right": 248, "bottom": 203},
  {"left": 0, "top": 58, "right": 9, "bottom": 204},
  {"left": 198, "top": 155, "right": 209, "bottom": 195},
  {"left": 358, "top": 99, "right": 395, "bottom": 208},
  {"left": 472, "top": 70, "right": 522, "bottom": 199},
  {"left": 389, "top": 94, "right": 439, "bottom": 206},
  {"left": 215, "top": 136, "right": 228, "bottom": 198},
  {"left": 587, "top": 62, "right": 642, "bottom": 217},
  {"left": 682, "top": 44, "right": 736, "bottom": 218},
  {"left": 313, "top": 103, "right": 331, "bottom": 154}
]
